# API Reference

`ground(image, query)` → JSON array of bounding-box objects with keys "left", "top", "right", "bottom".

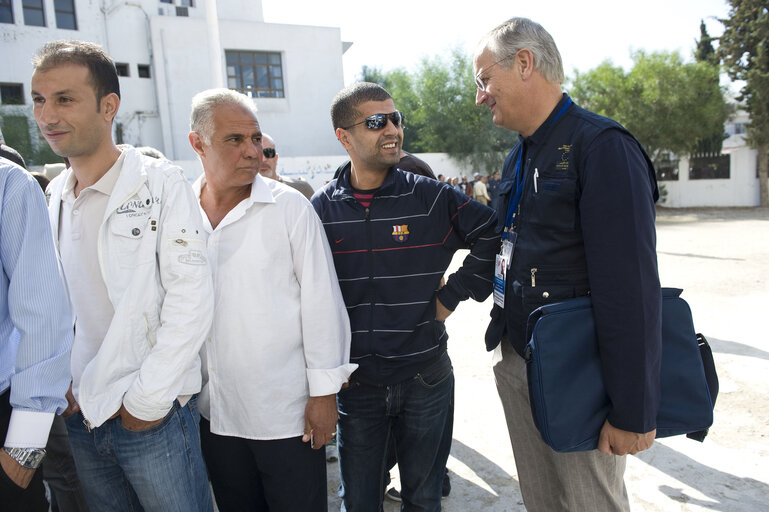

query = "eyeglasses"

[
  {"left": 262, "top": 147, "right": 276, "bottom": 158},
  {"left": 475, "top": 52, "right": 518, "bottom": 92},
  {"left": 343, "top": 111, "right": 404, "bottom": 130}
]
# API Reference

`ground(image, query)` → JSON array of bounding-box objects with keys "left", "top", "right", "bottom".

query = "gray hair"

[
  {"left": 190, "top": 88, "right": 258, "bottom": 144},
  {"left": 477, "top": 18, "right": 564, "bottom": 84}
]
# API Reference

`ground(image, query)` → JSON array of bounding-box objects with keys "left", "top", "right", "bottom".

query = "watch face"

[{"left": 4, "top": 447, "right": 46, "bottom": 469}]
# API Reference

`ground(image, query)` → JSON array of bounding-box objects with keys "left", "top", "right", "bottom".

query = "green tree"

[
  {"left": 694, "top": 20, "right": 727, "bottom": 156},
  {"left": 718, "top": 0, "right": 769, "bottom": 207},
  {"left": 358, "top": 47, "right": 514, "bottom": 174},
  {"left": 695, "top": 19, "right": 719, "bottom": 65},
  {"left": 570, "top": 50, "right": 727, "bottom": 165}
]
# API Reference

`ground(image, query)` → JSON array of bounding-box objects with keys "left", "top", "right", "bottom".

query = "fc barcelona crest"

[{"left": 392, "top": 225, "right": 409, "bottom": 243}]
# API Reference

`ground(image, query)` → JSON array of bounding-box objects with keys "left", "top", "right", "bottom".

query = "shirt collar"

[
  {"left": 62, "top": 150, "right": 125, "bottom": 202},
  {"left": 192, "top": 172, "right": 276, "bottom": 206},
  {"left": 524, "top": 93, "right": 572, "bottom": 147}
]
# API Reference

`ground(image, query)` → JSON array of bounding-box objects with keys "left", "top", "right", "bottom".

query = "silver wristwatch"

[{"left": 3, "top": 447, "right": 46, "bottom": 469}]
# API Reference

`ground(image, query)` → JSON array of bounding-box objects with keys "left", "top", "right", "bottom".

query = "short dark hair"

[
  {"left": 32, "top": 40, "right": 121, "bottom": 109},
  {"left": 330, "top": 82, "right": 392, "bottom": 130}
]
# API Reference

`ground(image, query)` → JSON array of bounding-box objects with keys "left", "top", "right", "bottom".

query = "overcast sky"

[{"left": 262, "top": 0, "right": 732, "bottom": 85}]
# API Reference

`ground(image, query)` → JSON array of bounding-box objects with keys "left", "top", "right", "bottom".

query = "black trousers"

[
  {"left": 0, "top": 389, "right": 50, "bottom": 512},
  {"left": 200, "top": 417, "right": 327, "bottom": 512}
]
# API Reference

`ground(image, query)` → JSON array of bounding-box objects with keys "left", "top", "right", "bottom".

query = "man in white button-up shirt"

[{"left": 188, "top": 88, "right": 356, "bottom": 512}]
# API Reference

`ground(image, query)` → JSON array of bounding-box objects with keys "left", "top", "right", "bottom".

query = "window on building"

[
  {"left": 137, "top": 65, "right": 151, "bottom": 78},
  {"left": 115, "top": 63, "right": 130, "bottom": 77},
  {"left": 0, "top": 0, "right": 14, "bottom": 24},
  {"left": 0, "top": 84, "right": 24, "bottom": 105},
  {"left": 22, "top": 0, "right": 45, "bottom": 26},
  {"left": 159, "top": 0, "right": 172, "bottom": 3},
  {"left": 54, "top": 0, "right": 77, "bottom": 29},
  {"left": 226, "top": 50, "right": 284, "bottom": 98},
  {"left": 689, "top": 154, "right": 730, "bottom": 180},
  {"left": 179, "top": 0, "right": 194, "bottom": 6}
]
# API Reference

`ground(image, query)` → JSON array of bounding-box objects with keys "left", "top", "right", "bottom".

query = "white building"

[{"left": 0, "top": 0, "right": 349, "bottom": 165}]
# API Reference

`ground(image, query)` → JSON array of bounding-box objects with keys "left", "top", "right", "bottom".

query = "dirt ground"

[{"left": 325, "top": 207, "right": 769, "bottom": 511}]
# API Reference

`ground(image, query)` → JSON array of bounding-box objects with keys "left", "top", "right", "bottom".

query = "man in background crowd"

[{"left": 259, "top": 133, "right": 315, "bottom": 200}]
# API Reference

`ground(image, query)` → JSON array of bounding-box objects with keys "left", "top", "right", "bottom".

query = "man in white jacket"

[
  {"left": 31, "top": 40, "right": 214, "bottom": 511},
  {"left": 188, "top": 88, "right": 356, "bottom": 512}
]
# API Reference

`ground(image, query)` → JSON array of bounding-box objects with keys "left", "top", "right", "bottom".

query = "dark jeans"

[
  {"left": 43, "top": 414, "right": 90, "bottom": 512},
  {"left": 338, "top": 351, "right": 454, "bottom": 512},
  {"left": 0, "top": 389, "right": 49, "bottom": 512},
  {"left": 199, "top": 417, "right": 327, "bottom": 512},
  {"left": 384, "top": 384, "right": 454, "bottom": 498}
]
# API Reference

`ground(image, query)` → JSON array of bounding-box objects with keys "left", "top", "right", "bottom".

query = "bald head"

[{"left": 259, "top": 133, "right": 278, "bottom": 180}]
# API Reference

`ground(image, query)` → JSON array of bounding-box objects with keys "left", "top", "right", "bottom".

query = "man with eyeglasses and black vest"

[
  {"left": 258, "top": 133, "right": 315, "bottom": 200},
  {"left": 311, "top": 82, "right": 499, "bottom": 512},
  {"left": 475, "top": 18, "right": 661, "bottom": 511}
]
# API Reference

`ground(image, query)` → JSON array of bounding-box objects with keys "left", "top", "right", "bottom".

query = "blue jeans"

[
  {"left": 64, "top": 398, "right": 213, "bottom": 512},
  {"left": 337, "top": 351, "right": 454, "bottom": 512}
]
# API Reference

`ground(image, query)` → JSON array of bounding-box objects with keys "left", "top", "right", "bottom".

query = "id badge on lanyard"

[{"left": 493, "top": 231, "right": 516, "bottom": 308}]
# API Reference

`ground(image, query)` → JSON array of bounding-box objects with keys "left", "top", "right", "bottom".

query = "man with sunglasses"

[
  {"left": 259, "top": 133, "right": 315, "bottom": 200},
  {"left": 312, "top": 82, "right": 499, "bottom": 511},
  {"left": 475, "top": 18, "right": 661, "bottom": 511},
  {"left": 188, "top": 88, "right": 356, "bottom": 512}
]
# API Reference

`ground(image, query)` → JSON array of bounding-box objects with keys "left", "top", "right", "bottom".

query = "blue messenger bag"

[{"left": 524, "top": 288, "right": 718, "bottom": 453}]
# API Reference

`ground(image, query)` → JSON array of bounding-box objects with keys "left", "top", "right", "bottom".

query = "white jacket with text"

[{"left": 47, "top": 146, "right": 213, "bottom": 427}]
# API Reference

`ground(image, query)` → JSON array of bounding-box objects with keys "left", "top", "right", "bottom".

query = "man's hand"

[
  {"left": 435, "top": 297, "right": 453, "bottom": 322},
  {"left": 0, "top": 450, "right": 35, "bottom": 489},
  {"left": 116, "top": 404, "right": 164, "bottom": 432},
  {"left": 597, "top": 419, "right": 655, "bottom": 456},
  {"left": 302, "top": 394, "right": 337, "bottom": 449},
  {"left": 62, "top": 382, "right": 80, "bottom": 418}
]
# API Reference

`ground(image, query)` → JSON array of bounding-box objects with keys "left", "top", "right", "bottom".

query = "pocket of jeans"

[
  {"left": 414, "top": 355, "right": 453, "bottom": 389},
  {"left": 118, "top": 402, "right": 178, "bottom": 434}
]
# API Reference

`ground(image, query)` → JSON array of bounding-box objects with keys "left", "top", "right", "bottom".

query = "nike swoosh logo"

[{"left": 335, "top": 238, "right": 344, "bottom": 244}]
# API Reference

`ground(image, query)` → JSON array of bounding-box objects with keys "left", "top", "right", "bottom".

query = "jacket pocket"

[
  {"left": 109, "top": 215, "right": 155, "bottom": 268},
  {"left": 527, "top": 178, "right": 577, "bottom": 232},
  {"left": 163, "top": 224, "right": 209, "bottom": 278}
]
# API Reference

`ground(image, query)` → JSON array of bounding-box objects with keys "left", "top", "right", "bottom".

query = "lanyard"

[{"left": 502, "top": 97, "right": 573, "bottom": 238}]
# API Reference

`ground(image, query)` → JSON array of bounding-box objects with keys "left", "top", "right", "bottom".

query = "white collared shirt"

[
  {"left": 194, "top": 174, "right": 355, "bottom": 440},
  {"left": 59, "top": 152, "right": 124, "bottom": 400}
]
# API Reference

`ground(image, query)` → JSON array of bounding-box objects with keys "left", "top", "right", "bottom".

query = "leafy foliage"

[
  {"left": 357, "top": 47, "right": 515, "bottom": 174},
  {"left": 718, "top": 0, "right": 769, "bottom": 206},
  {"left": 569, "top": 50, "right": 727, "bottom": 164}
]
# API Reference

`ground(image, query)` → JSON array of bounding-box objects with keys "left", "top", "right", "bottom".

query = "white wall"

[
  {"left": 660, "top": 147, "right": 760, "bottom": 207},
  {"left": 174, "top": 152, "right": 481, "bottom": 190}
]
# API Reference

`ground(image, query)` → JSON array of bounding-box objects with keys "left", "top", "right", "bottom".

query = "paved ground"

[{"left": 326, "top": 207, "right": 769, "bottom": 511}]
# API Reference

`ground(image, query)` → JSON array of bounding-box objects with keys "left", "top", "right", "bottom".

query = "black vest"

[{"left": 485, "top": 96, "right": 657, "bottom": 355}]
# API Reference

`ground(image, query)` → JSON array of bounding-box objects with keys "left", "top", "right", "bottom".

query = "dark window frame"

[
  {"left": 115, "top": 63, "right": 130, "bottom": 77},
  {"left": 137, "top": 64, "right": 151, "bottom": 78},
  {"left": 22, "top": 0, "right": 45, "bottom": 26},
  {"left": 0, "top": 0, "right": 14, "bottom": 24},
  {"left": 54, "top": 0, "right": 77, "bottom": 30},
  {"left": 225, "top": 50, "right": 285, "bottom": 99},
  {"left": 0, "top": 83, "right": 25, "bottom": 105}
]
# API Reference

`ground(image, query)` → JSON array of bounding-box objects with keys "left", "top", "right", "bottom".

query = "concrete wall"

[{"left": 661, "top": 147, "right": 761, "bottom": 207}]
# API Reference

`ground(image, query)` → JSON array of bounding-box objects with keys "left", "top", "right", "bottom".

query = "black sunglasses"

[
  {"left": 343, "top": 111, "right": 404, "bottom": 130},
  {"left": 262, "top": 147, "right": 276, "bottom": 158}
]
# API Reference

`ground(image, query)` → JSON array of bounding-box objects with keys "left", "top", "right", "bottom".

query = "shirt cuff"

[
  {"left": 306, "top": 364, "right": 359, "bottom": 397},
  {"left": 4, "top": 410, "right": 55, "bottom": 448}
]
